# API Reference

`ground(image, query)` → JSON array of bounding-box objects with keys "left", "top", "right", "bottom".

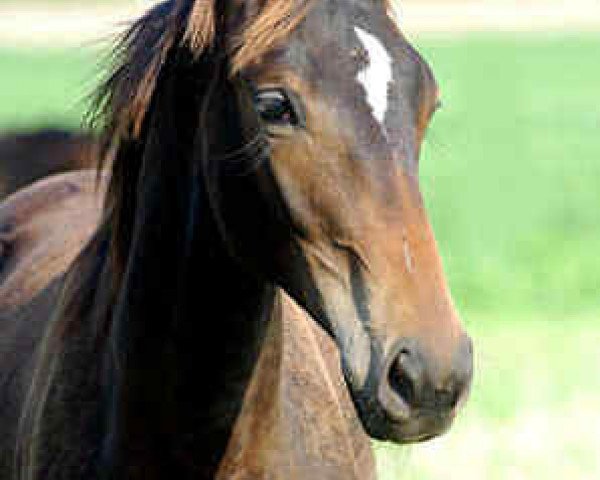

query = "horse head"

[{"left": 101, "top": 0, "right": 472, "bottom": 444}]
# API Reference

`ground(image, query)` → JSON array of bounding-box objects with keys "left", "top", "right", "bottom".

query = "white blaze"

[{"left": 354, "top": 27, "right": 393, "bottom": 127}]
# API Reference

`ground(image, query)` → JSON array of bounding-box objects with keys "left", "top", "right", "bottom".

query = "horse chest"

[{"left": 217, "top": 296, "right": 376, "bottom": 480}]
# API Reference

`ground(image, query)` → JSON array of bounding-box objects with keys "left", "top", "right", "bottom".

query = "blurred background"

[{"left": 0, "top": 0, "right": 598, "bottom": 478}]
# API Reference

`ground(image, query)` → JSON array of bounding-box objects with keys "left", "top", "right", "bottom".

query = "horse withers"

[{"left": 0, "top": 0, "right": 472, "bottom": 478}]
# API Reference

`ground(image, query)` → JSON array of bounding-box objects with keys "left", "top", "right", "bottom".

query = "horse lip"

[
  {"left": 360, "top": 404, "right": 456, "bottom": 444},
  {"left": 393, "top": 429, "right": 446, "bottom": 444},
  {"left": 385, "top": 410, "right": 455, "bottom": 444}
]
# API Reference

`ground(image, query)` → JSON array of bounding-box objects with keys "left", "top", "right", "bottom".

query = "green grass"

[
  {"left": 0, "top": 48, "right": 101, "bottom": 130},
  {"left": 0, "top": 33, "right": 599, "bottom": 479},
  {"left": 415, "top": 33, "right": 600, "bottom": 317}
]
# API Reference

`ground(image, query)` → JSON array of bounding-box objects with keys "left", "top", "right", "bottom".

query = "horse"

[
  {"left": 0, "top": 0, "right": 473, "bottom": 478},
  {"left": 0, "top": 129, "right": 95, "bottom": 200}
]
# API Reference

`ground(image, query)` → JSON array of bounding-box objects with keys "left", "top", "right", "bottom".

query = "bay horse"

[{"left": 0, "top": 0, "right": 473, "bottom": 478}]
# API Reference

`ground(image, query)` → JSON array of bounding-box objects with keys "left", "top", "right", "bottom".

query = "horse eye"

[{"left": 254, "top": 89, "right": 300, "bottom": 127}]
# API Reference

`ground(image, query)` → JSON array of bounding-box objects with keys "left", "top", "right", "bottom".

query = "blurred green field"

[
  {"left": 0, "top": 33, "right": 598, "bottom": 479},
  {"left": 418, "top": 34, "right": 600, "bottom": 317},
  {"left": 0, "top": 48, "right": 97, "bottom": 129}
]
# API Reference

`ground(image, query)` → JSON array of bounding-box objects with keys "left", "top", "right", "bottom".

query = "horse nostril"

[
  {"left": 388, "top": 350, "right": 418, "bottom": 407},
  {"left": 381, "top": 338, "right": 473, "bottom": 420}
]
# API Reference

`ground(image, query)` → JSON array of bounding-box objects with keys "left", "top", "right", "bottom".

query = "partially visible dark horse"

[
  {"left": 0, "top": 129, "right": 95, "bottom": 199},
  {"left": 0, "top": 0, "right": 472, "bottom": 478}
]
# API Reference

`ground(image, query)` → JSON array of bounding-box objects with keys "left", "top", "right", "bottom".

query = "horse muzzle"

[{"left": 355, "top": 334, "right": 473, "bottom": 443}]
